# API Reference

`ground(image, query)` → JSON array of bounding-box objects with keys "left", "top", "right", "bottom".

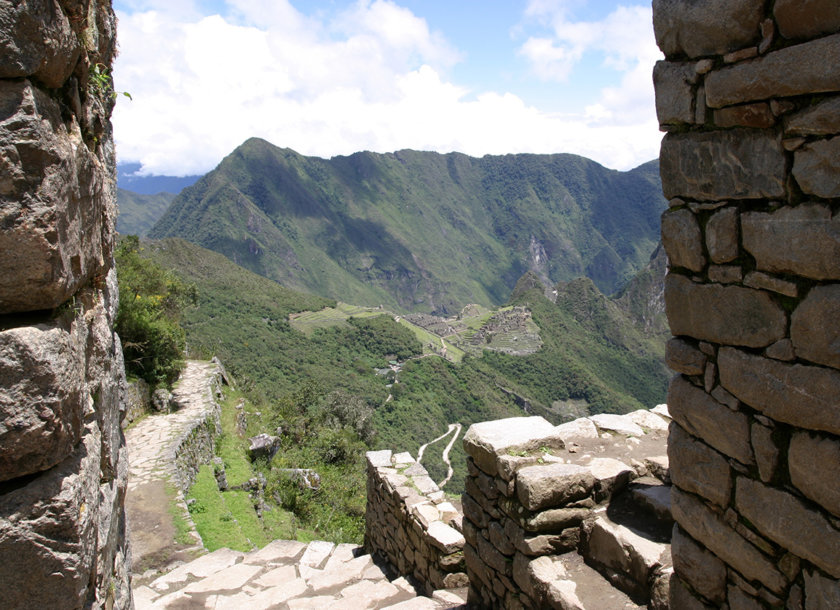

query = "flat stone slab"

[
  {"left": 300, "top": 540, "right": 335, "bottom": 568},
  {"left": 427, "top": 520, "right": 466, "bottom": 553},
  {"left": 556, "top": 418, "right": 599, "bottom": 440},
  {"left": 183, "top": 563, "right": 262, "bottom": 594},
  {"left": 244, "top": 539, "right": 306, "bottom": 564},
  {"left": 589, "top": 414, "right": 645, "bottom": 437},
  {"left": 464, "top": 416, "right": 564, "bottom": 476},
  {"left": 149, "top": 548, "right": 244, "bottom": 592},
  {"left": 516, "top": 463, "right": 596, "bottom": 511},
  {"left": 625, "top": 409, "right": 670, "bottom": 432}
]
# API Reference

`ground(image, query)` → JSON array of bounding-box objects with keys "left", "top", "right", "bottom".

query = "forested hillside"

[
  {"left": 140, "top": 238, "right": 669, "bottom": 494},
  {"left": 149, "top": 139, "right": 665, "bottom": 313}
]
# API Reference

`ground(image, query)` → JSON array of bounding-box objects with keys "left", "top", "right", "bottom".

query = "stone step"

[
  {"left": 555, "top": 552, "right": 648, "bottom": 610},
  {"left": 133, "top": 539, "right": 465, "bottom": 609},
  {"left": 627, "top": 477, "right": 673, "bottom": 527},
  {"left": 579, "top": 511, "right": 672, "bottom": 605}
]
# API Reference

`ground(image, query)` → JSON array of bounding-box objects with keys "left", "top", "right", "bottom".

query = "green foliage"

[
  {"left": 88, "top": 63, "right": 132, "bottom": 101},
  {"left": 115, "top": 236, "right": 196, "bottom": 387},
  {"left": 149, "top": 139, "right": 664, "bottom": 313}
]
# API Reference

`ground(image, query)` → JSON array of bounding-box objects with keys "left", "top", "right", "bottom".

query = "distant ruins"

[{"left": 0, "top": 0, "right": 131, "bottom": 607}]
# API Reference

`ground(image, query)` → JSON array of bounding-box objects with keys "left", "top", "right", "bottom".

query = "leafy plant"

[
  {"left": 115, "top": 235, "right": 196, "bottom": 387},
  {"left": 88, "top": 63, "right": 132, "bottom": 101}
]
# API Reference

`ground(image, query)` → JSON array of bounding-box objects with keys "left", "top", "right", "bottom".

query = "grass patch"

[
  {"left": 186, "top": 466, "right": 251, "bottom": 552},
  {"left": 166, "top": 482, "right": 196, "bottom": 546}
]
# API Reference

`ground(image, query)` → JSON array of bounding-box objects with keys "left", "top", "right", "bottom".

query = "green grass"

[{"left": 166, "top": 482, "right": 196, "bottom": 546}]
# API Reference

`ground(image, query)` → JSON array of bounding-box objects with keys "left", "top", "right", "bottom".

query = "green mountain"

[
  {"left": 116, "top": 188, "right": 176, "bottom": 236},
  {"left": 149, "top": 138, "right": 665, "bottom": 314}
]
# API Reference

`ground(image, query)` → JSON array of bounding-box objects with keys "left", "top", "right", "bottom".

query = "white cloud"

[{"left": 112, "top": 0, "right": 662, "bottom": 177}]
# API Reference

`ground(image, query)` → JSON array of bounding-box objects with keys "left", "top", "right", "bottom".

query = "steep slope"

[
  {"left": 116, "top": 188, "right": 176, "bottom": 236},
  {"left": 149, "top": 139, "right": 665, "bottom": 313}
]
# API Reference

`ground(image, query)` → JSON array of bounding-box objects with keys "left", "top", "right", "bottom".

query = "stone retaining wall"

[
  {"left": 364, "top": 450, "right": 468, "bottom": 594},
  {"left": 654, "top": 2, "right": 840, "bottom": 608},
  {"left": 0, "top": 0, "right": 131, "bottom": 607},
  {"left": 171, "top": 368, "right": 224, "bottom": 493}
]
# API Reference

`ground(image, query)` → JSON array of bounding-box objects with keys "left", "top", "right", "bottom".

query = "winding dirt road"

[{"left": 416, "top": 423, "right": 462, "bottom": 489}]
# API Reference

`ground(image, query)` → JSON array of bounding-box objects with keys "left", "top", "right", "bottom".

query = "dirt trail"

[{"left": 417, "top": 423, "right": 462, "bottom": 488}]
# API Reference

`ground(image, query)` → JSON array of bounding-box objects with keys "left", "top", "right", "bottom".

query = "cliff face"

[{"left": 0, "top": 1, "right": 131, "bottom": 608}]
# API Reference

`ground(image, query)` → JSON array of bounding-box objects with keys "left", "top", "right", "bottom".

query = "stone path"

[
  {"left": 126, "top": 360, "right": 222, "bottom": 577},
  {"left": 133, "top": 541, "right": 468, "bottom": 609}
]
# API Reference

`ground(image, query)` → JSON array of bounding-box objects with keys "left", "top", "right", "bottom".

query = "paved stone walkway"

[
  {"left": 133, "top": 541, "right": 467, "bottom": 609},
  {"left": 126, "top": 360, "right": 222, "bottom": 576}
]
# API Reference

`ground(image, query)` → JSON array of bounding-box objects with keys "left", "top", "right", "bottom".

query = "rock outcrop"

[
  {"left": 654, "top": 1, "right": 840, "bottom": 607},
  {"left": 0, "top": 0, "right": 130, "bottom": 608}
]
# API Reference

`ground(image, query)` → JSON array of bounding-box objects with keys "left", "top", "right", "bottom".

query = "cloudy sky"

[{"left": 112, "top": 0, "right": 663, "bottom": 177}]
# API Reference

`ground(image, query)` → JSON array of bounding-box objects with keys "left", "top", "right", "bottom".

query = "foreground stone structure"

[
  {"left": 365, "top": 450, "right": 467, "bottom": 594},
  {"left": 654, "top": 1, "right": 840, "bottom": 608},
  {"left": 0, "top": 0, "right": 131, "bottom": 607}
]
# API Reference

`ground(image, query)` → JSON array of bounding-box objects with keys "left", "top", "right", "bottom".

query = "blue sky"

[{"left": 112, "top": 0, "right": 663, "bottom": 176}]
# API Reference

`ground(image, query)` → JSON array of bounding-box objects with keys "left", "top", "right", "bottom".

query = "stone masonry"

[
  {"left": 460, "top": 411, "right": 674, "bottom": 609},
  {"left": 0, "top": 0, "right": 130, "bottom": 608},
  {"left": 365, "top": 450, "right": 468, "bottom": 595},
  {"left": 654, "top": 1, "right": 840, "bottom": 608}
]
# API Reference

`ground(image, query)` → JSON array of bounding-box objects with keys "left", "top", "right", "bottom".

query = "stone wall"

[
  {"left": 460, "top": 412, "right": 673, "bottom": 609},
  {"left": 364, "top": 450, "right": 467, "bottom": 594},
  {"left": 0, "top": 0, "right": 131, "bottom": 608},
  {"left": 654, "top": 1, "right": 840, "bottom": 608}
]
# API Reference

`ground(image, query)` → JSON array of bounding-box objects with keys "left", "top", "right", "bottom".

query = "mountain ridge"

[{"left": 149, "top": 138, "right": 665, "bottom": 314}]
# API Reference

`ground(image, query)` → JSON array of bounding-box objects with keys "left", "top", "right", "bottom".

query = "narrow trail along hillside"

[{"left": 126, "top": 360, "right": 222, "bottom": 578}]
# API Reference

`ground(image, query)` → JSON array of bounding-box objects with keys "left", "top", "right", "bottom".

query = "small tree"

[{"left": 115, "top": 236, "right": 196, "bottom": 387}]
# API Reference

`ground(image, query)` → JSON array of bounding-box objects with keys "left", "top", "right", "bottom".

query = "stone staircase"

[
  {"left": 522, "top": 413, "right": 674, "bottom": 610},
  {"left": 132, "top": 539, "right": 468, "bottom": 609}
]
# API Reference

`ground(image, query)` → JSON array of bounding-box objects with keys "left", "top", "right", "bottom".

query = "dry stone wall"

[
  {"left": 365, "top": 449, "right": 468, "bottom": 594},
  {"left": 654, "top": 1, "right": 840, "bottom": 608},
  {"left": 0, "top": 0, "right": 130, "bottom": 608}
]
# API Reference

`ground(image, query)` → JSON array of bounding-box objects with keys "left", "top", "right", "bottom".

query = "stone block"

[
  {"left": 728, "top": 585, "right": 765, "bottom": 610},
  {"left": 0, "top": 0, "right": 81, "bottom": 87},
  {"left": 583, "top": 515, "right": 668, "bottom": 593},
  {"left": 774, "top": 0, "right": 840, "bottom": 40},
  {"left": 587, "top": 457, "right": 634, "bottom": 500},
  {"left": 743, "top": 203, "right": 840, "bottom": 281},
  {"left": 714, "top": 103, "right": 775, "bottom": 129},
  {"left": 665, "top": 274, "right": 786, "bottom": 349},
  {"left": 0, "top": 319, "right": 86, "bottom": 481},
  {"left": 520, "top": 507, "right": 589, "bottom": 534},
  {"left": 804, "top": 568, "right": 840, "bottom": 609},
  {"left": 426, "top": 521, "right": 465, "bottom": 554},
  {"left": 652, "top": 0, "right": 764, "bottom": 58},
  {"left": 671, "top": 525, "right": 727, "bottom": 605},
  {"left": 719, "top": 347, "right": 840, "bottom": 436},
  {"left": 706, "top": 206, "right": 739, "bottom": 264},
  {"left": 671, "top": 487, "right": 787, "bottom": 594},
  {"left": 666, "top": 338, "right": 707, "bottom": 375},
  {"left": 554, "top": 417, "right": 599, "bottom": 440},
  {"left": 751, "top": 423, "right": 780, "bottom": 484},
  {"left": 0, "top": 80, "right": 114, "bottom": 314},
  {"left": 708, "top": 265, "right": 742, "bottom": 284},
  {"left": 669, "top": 422, "right": 732, "bottom": 507},
  {"left": 626, "top": 409, "right": 670, "bottom": 432},
  {"left": 588, "top": 413, "right": 644, "bottom": 437},
  {"left": 736, "top": 477, "right": 840, "bottom": 578},
  {"left": 515, "top": 463, "right": 596, "bottom": 511},
  {"left": 661, "top": 208, "right": 705, "bottom": 272},
  {"left": 668, "top": 376, "right": 753, "bottom": 465},
  {"left": 654, "top": 60, "right": 696, "bottom": 127},
  {"left": 463, "top": 416, "right": 563, "bottom": 477},
  {"left": 789, "top": 431, "right": 840, "bottom": 517},
  {"left": 794, "top": 137, "right": 840, "bottom": 199},
  {"left": 0, "top": 427, "right": 102, "bottom": 609},
  {"left": 785, "top": 96, "right": 840, "bottom": 137},
  {"left": 670, "top": 574, "right": 716, "bottom": 609},
  {"left": 366, "top": 449, "right": 392, "bottom": 468},
  {"left": 660, "top": 129, "right": 786, "bottom": 201},
  {"left": 792, "top": 284, "right": 840, "bottom": 370},
  {"left": 706, "top": 34, "right": 840, "bottom": 107},
  {"left": 742, "top": 271, "right": 797, "bottom": 298}
]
